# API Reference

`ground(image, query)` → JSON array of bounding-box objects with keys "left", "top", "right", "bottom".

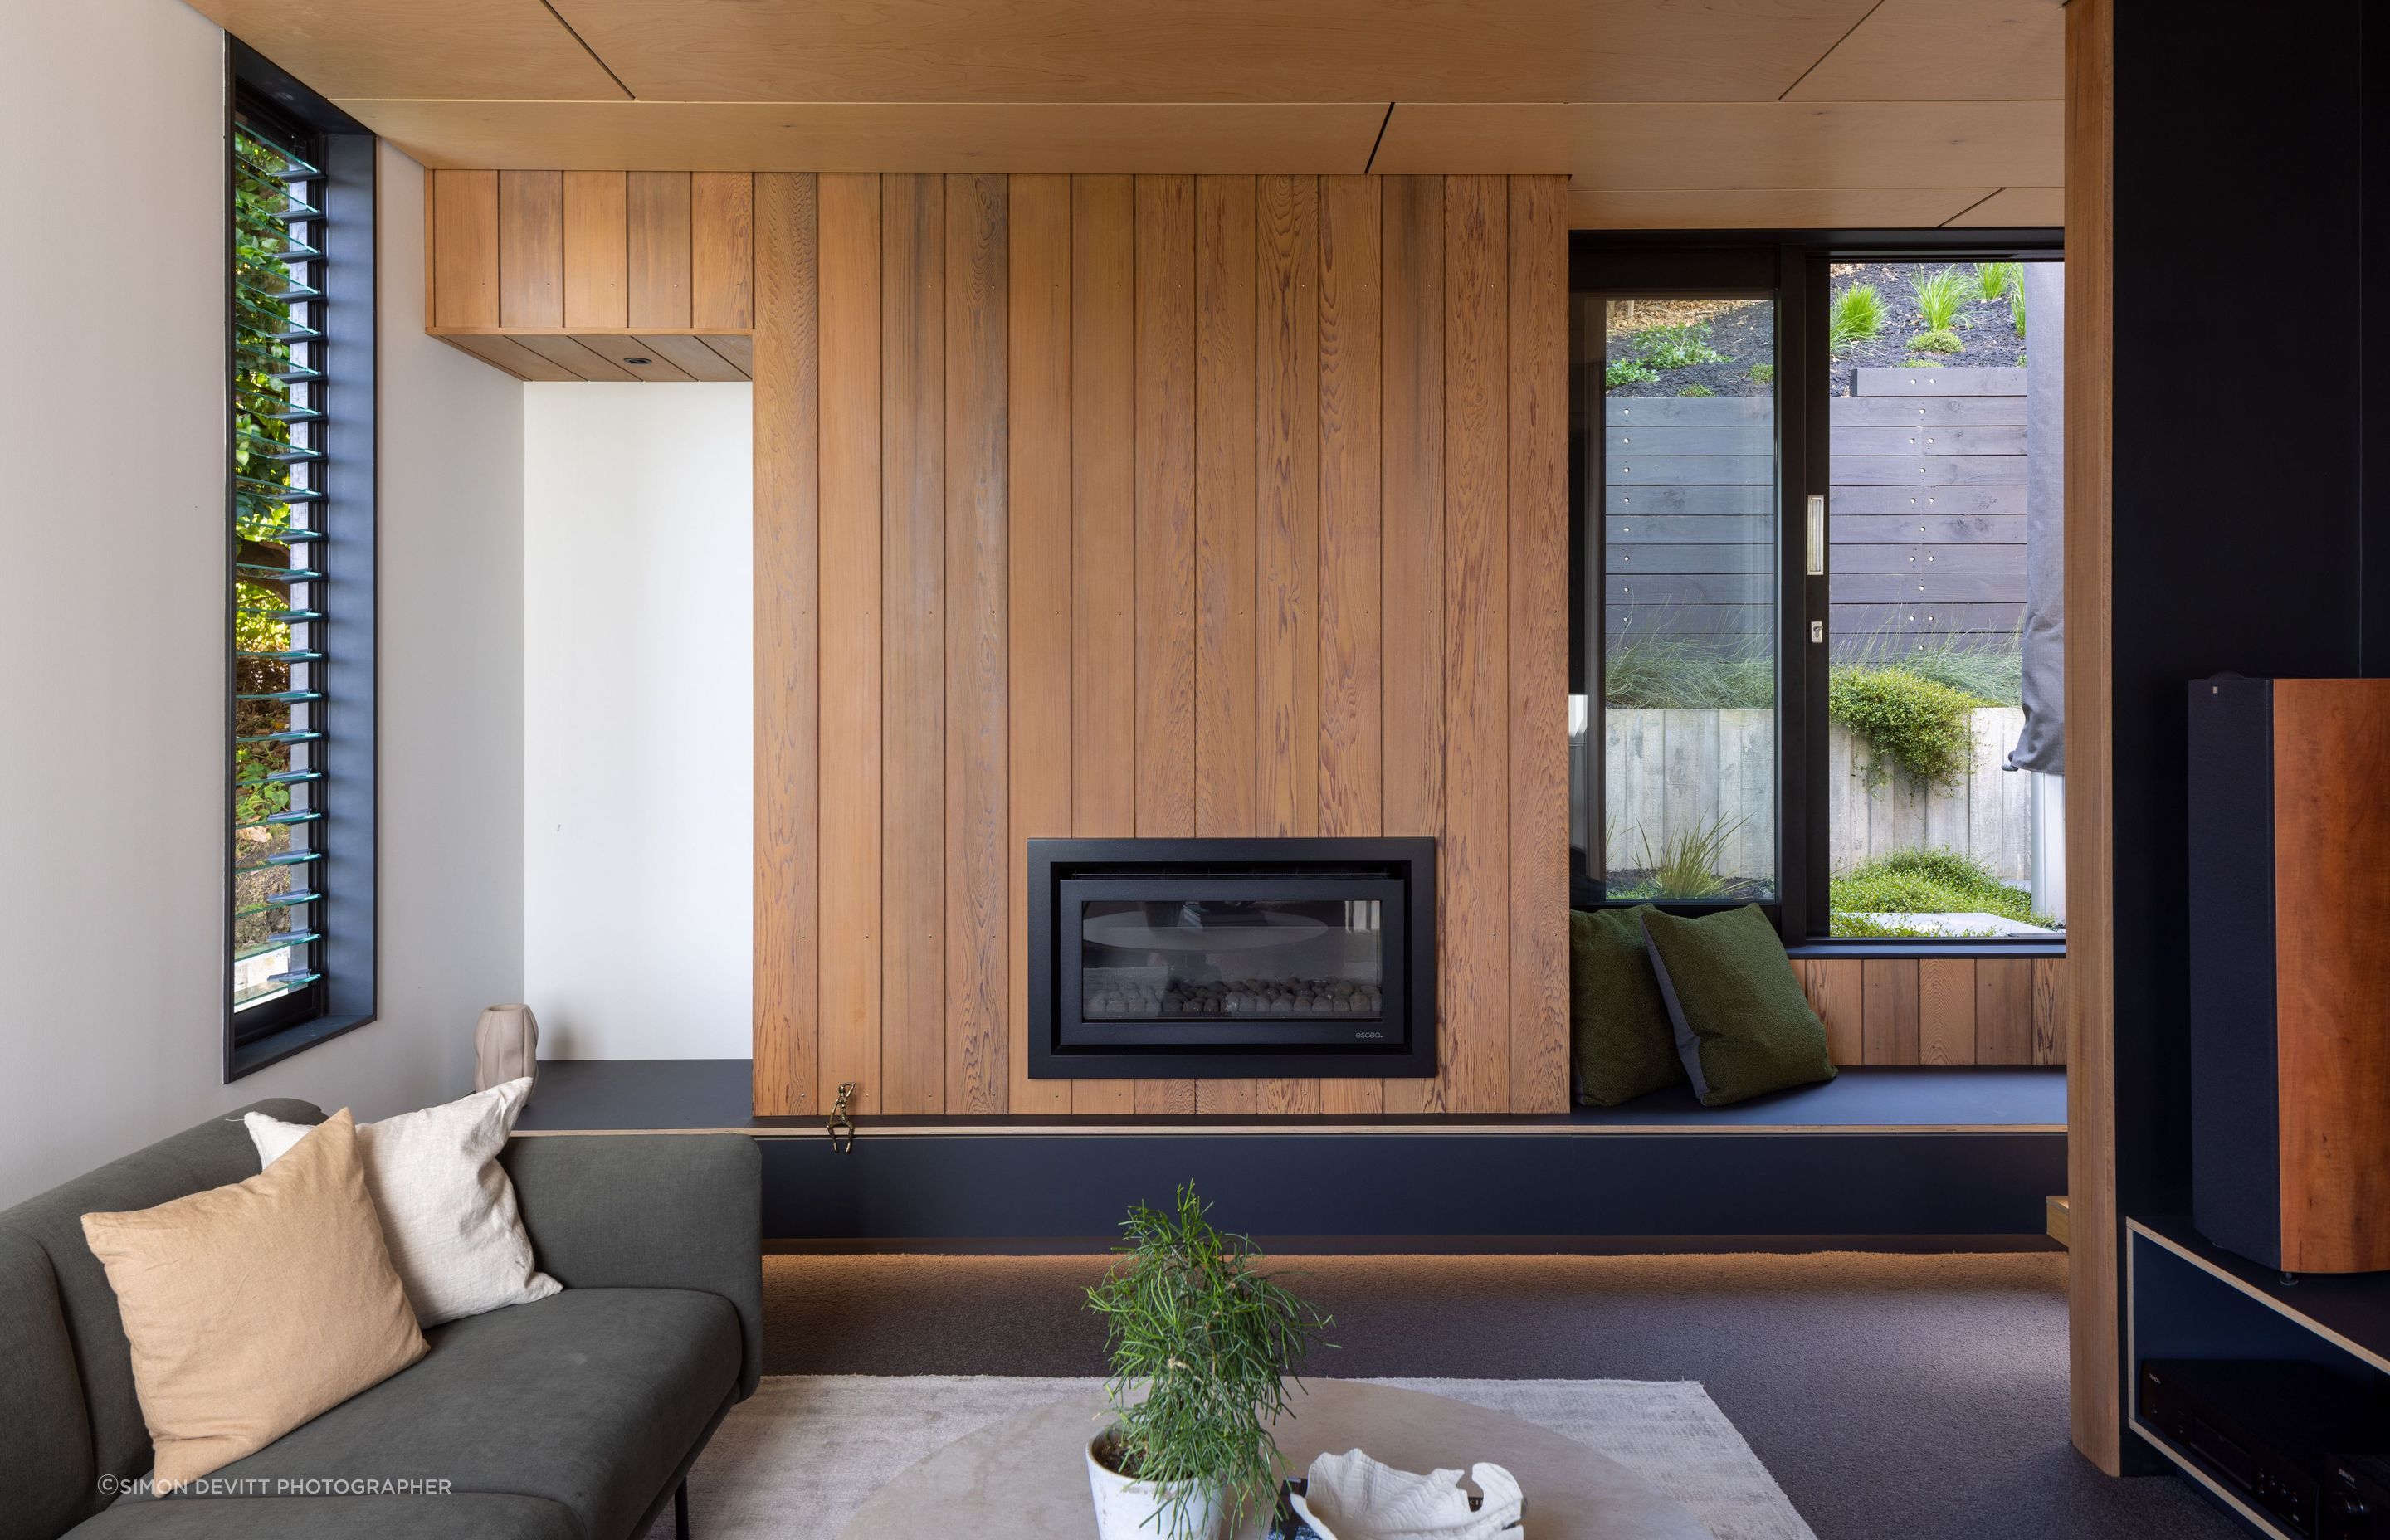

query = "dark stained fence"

[
  {"left": 1602, "top": 396, "right": 1771, "bottom": 650},
  {"left": 1832, "top": 368, "right": 2027, "bottom": 651},
  {"left": 1602, "top": 367, "right": 2028, "bottom": 655}
]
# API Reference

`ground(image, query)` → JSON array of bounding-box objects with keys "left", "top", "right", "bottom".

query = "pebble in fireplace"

[{"left": 1085, "top": 977, "right": 1385, "bottom": 1020}]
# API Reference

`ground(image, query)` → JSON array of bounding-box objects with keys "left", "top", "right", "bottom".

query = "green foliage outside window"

[
  {"left": 1832, "top": 848, "right": 2056, "bottom": 934},
  {"left": 1622, "top": 320, "right": 1726, "bottom": 371},
  {"left": 1604, "top": 354, "right": 1660, "bottom": 388},
  {"left": 1971, "top": 260, "right": 2023, "bottom": 300},
  {"left": 1907, "top": 267, "right": 1970, "bottom": 353},
  {"left": 1827, "top": 665, "right": 1980, "bottom": 786},
  {"left": 1827, "top": 284, "right": 1885, "bottom": 353}
]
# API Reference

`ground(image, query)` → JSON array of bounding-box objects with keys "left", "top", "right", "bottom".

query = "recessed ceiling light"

[{"left": 624, "top": 356, "right": 651, "bottom": 366}]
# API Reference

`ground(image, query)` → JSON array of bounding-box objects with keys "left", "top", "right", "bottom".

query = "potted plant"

[{"left": 1083, "top": 1184, "right": 1333, "bottom": 1540}]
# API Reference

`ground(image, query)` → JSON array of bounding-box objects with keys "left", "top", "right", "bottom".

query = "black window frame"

[
  {"left": 1569, "top": 227, "right": 2064, "bottom": 958},
  {"left": 225, "top": 42, "right": 379, "bottom": 1079}
]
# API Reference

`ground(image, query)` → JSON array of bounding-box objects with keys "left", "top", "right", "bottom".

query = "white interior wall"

[
  {"left": 0, "top": 0, "right": 524, "bottom": 1206},
  {"left": 522, "top": 385, "right": 753, "bottom": 1059}
]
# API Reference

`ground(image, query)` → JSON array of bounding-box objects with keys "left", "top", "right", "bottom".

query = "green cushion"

[
  {"left": 1637, "top": 904, "right": 1836, "bottom": 1107},
  {"left": 1568, "top": 907, "right": 1687, "bottom": 1106}
]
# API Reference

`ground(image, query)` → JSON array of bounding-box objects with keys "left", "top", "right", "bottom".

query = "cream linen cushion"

[
  {"left": 80, "top": 1109, "right": 427, "bottom": 1489},
  {"left": 246, "top": 1078, "right": 560, "bottom": 1327}
]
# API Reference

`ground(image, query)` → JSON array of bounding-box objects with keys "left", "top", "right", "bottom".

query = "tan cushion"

[{"left": 79, "top": 1109, "right": 428, "bottom": 1488}]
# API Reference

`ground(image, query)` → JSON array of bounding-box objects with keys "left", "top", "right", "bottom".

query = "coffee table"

[{"left": 836, "top": 1378, "right": 1714, "bottom": 1538}]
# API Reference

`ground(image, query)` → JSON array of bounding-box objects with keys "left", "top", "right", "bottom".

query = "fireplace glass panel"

[{"left": 1080, "top": 898, "right": 1385, "bottom": 1023}]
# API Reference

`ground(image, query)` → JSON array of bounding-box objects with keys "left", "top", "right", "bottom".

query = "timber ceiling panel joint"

[
  {"left": 184, "top": 0, "right": 632, "bottom": 100},
  {"left": 539, "top": 0, "right": 1881, "bottom": 105}
]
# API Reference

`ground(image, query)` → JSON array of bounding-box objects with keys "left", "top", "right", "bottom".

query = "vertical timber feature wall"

[{"left": 749, "top": 173, "right": 1572, "bottom": 1118}]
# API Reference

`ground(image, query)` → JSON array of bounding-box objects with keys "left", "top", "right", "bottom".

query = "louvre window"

[
  {"left": 230, "top": 110, "right": 330, "bottom": 1034},
  {"left": 225, "top": 51, "right": 376, "bottom": 1076}
]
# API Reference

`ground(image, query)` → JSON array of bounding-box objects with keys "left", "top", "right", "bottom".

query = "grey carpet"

[{"left": 760, "top": 1250, "right": 2237, "bottom": 1540}]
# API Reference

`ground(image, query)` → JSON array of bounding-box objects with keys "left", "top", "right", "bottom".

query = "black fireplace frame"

[{"left": 1027, "top": 836, "right": 1438, "bottom": 1081}]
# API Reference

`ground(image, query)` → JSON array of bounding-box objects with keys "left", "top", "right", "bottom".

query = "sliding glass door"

[
  {"left": 1568, "top": 236, "right": 2063, "bottom": 946},
  {"left": 1816, "top": 257, "right": 2066, "bottom": 939}
]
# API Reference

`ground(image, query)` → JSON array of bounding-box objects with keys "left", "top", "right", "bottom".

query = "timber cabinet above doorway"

[{"left": 425, "top": 169, "right": 756, "bottom": 381}]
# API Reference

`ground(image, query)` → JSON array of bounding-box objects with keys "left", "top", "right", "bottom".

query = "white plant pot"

[{"left": 1086, "top": 1432, "right": 1228, "bottom": 1540}]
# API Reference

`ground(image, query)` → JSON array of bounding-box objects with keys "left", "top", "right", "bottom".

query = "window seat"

[{"left": 1569, "top": 1066, "right": 2064, "bottom": 1130}]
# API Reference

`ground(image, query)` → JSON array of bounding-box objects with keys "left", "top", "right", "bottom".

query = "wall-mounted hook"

[{"left": 827, "top": 1081, "right": 857, "bottom": 1154}]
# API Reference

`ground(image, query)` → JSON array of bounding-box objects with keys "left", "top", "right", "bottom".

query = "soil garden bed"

[{"left": 1602, "top": 261, "right": 2034, "bottom": 400}]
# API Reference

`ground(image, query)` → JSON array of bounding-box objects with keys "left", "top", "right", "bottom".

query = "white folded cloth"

[{"left": 1290, "top": 1448, "right": 1525, "bottom": 1539}]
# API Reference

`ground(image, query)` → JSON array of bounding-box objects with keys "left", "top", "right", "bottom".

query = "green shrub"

[
  {"left": 1828, "top": 665, "right": 1978, "bottom": 784},
  {"left": 1677, "top": 383, "right": 1715, "bottom": 398},
  {"left": 1634, "top": 322, "right": 1727, "bottom": 369},
  {"left": 1831, "top": 848, "right": 2056, "bottom": 930},
  {"left": 1606, "top": 355, "right": 1659, "bottom": 388},
  {"left": 1605, "top": 639, "right": 1772, "bottom": 709},
  {"left": 1626, "top": 320, "right": 1726, "bottom": 371},
  {"left": 1972, "top": 260, "right": 2023, "bottom": 300},
  {"left": 1827, "top": 285, "right": 1885, "bottom": 352},
  {"left": 2009, "top": 282, "right": 2027, "bottom": 338},
  {"left": 1638, "top": 816, "right": 1745, "bottom": 900},
  {"left": 1749, "top": 363, "right": 1775, "bottom": 385},
  {"left": 1907, "top": 328, "right": 1963, "bottom": 354},
  {"left": 1911, "top": 267, "right": 1969, "bottom": 332}
]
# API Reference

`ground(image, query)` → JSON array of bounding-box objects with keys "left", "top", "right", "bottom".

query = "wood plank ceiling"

[{"left": 184, "top": 0, "right": 2064, "bottom": 229}]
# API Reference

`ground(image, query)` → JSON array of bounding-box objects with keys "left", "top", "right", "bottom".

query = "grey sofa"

[{"left": 0, "top": 1100, "right": 762, "bottom": 1540}]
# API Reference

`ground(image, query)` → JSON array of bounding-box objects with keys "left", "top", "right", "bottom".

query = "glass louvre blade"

[
  {"left": 236, "top": 931, "right": 324, "bottom": 963},
  {"left": 232, "top": 114, "right": 329, "bottom": 1022},
  {"left": 237, "top": 972, "right": 324, "bottom": 1008},
  {"left": 237, "top": 889, "right": 322, "bottom": 918},
  {"left": 235, "top": 430, "right": 325, "bottom": 464},
  {"left": 236, "top": 810, "right": 324, "bottom": 831},
  {"left": 235, "top": 272, "right": 324, "bottom": 305},
  {"left": 233, "top": 848, "right": 322, "bottom": 875},
  {"left": 237, "top": 233, "right": 324, "bottom": 266},
  {"left": 235, "top": 139, "right": 320, "bottom": 180},
  {"left": 233, "top": 130, "right": 321, "bottom": 178},
  {"left": 243, "top": 188, "right": 324, "bottom": 225},
  {"left": 233, "top": 475, "right": 327, "bottom": 502},
  {"left": 235, "top": 768, "right": 322, "bottom": 789},
  {"left": 233, "top": 341, "right": 322, "bottom": 380}
]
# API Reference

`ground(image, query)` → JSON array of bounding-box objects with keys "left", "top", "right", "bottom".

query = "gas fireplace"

[{"left": 1026, "top": 838, "right": 1436, "bottom": 1080}]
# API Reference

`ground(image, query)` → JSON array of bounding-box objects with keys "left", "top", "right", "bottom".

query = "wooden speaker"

[{"left": 2189, "top": 677, "right": 2390, "bottom": 1273}]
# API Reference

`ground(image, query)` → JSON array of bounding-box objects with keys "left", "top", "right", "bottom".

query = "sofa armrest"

[{"left": 500, "top": 1133, "right": 763, "bottom": 1398}]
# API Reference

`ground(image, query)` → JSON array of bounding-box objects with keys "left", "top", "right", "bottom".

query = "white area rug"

[{"left": 665, "top": 1376, "right": 1814, "bottom": 1540}]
